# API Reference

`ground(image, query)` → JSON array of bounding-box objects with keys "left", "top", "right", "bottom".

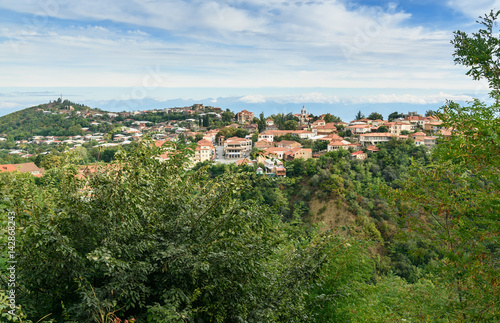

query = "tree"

[
  {"left": 222, "top": 109, "right": 234, "bottom": 123},
  {"left": 202, "top": 114, "right": 210, "bottom": 127},
  {"left": 283, "top": 120, "right": 298, "bottom": 130},
  {"left": 385, "top": 12, "right": 500, "bottom": 320},
  {"left": 39, "top": 154, "right": 62, "bottom": 170},
  {"left": 367, "top": 112, "right": 383, "bottom": 120},
  {"left": 3, "top": 142, "right": 336, "bottom": 322},
  {"left": 258, "top": 112, "right": 266, "bottom": 132},
  {"left": 425, "top": 110, "right": 436, "bottom": 117},
  {"left": 452, "top": 10, "right": 500, "bottom": 101},
  {"left": 354, "top": 111, "right": 364, "bottom": 120},
  {"left": 377, "top": 125, "right": 388, "bottom": 132},
  {"left": 388, "top": 111, "right": 402, "bottom": 121},
  {"left": 312, "top": 140, "right": 328, "bottom": 152},
  {"left": 323, "top": 113, "right": 342, "bottom": 123},
  {"left": 234, "top": 128, "right": 249, "bottom": 138}
]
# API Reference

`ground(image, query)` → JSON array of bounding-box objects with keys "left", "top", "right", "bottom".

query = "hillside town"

[{"left": 0, "top": 103, "right": 447, "bottom": 178}]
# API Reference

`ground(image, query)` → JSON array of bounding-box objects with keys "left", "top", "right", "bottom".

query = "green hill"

[{"left": 0, "top": 100, "right": 110, "bottom": 140}]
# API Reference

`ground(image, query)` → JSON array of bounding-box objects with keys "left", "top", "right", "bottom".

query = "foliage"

[
  {"left": 377, "top": 125, "right": 388, "bottom": 132},
  {"left": 387, "top": 111, "right": 402, "bottom": 121},
  {"left": 367, "top": 112, "right": 383, "bottom": 120},
  {"left": 0, "top": 101, "right": 112, "bottom": 140},
  {"left": 384, "top": 12, "right": 500, "bottom": 319},
  {"left": 323, "top": 113, "right": 342, "bottom": 123},
  {"left": 452, "top": 10, "right": 500, "bottom": 100},
  {"left": 354, "top": 111, "right": 364, "bottom": 120},
  {"left": 425, "top": 109, "right": 436, "bottom": 117},
  {"left": 1, "top": 142, "right": 339, "bottom": 322}
]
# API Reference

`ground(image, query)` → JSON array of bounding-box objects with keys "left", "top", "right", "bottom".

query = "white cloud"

[
  {"left": 0, "top": 0, "right": 475, "bottom": 90},
  {"left": 447, "top": 0, "right": 500, "bottom": 19},
  {"left": 240, "top": 95, "right": 266, "bottom": 103}
]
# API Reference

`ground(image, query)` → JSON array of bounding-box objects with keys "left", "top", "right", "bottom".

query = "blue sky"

[{"left": 0, "top": 0, "right": 498, "bottom": 119}]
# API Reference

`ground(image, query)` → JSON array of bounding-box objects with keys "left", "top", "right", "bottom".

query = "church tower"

[{"left": 300, "top": 106, "right": 307, "bottom": 124}]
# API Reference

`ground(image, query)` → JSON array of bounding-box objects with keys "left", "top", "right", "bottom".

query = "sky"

[{"left": 0, "top": 0, "right": 499, "bottom": 120}]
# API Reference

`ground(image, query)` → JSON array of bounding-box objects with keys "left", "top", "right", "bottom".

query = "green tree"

[
  {"left": 2, "top": 142, "right": 338, "bottom": 322},
  {"left": 388, "top": 111, "right": 402, "bottom": 121},
  {"left": 452, "top": 10, "right": 500, "bottom": 101},
  {"left": 354, "top": 110, "right": 364, "bottom": 120},
  {"left": 377, "top": 125, "right": 388, "bottom": 132},
  {"left": 323, "top": 113, "right": 342, "bottom": 123},
  {"left": 202, "top": 114, "right": 210, "bottom": 127},
  {"left": 385, "top": 12, "right": 500, "bottom": 320},
  {"left": 425, "top": 109, "right": 436, "bottom": 117},
  {"left": 39, "top": 154, "right": 62, "bottom": 170},
  {"left": 283, "top": 120, "right": 298, "bottom": 130},
  {"left": 221, "top": 109, "right": 234, "bottom": 123},
  {"left": 258, "top": 112, "right": 266, "bottom": 132},
  {"left": 234, "top": 128, "right": 249, "bottom": 138},
  {"left": 367, "top": 112, "right": 383, "bottom": 120}
]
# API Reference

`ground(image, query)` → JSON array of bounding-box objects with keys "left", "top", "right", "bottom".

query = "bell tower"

[{"left": 300, "top": 106, "right": 307, "bottom": 124}]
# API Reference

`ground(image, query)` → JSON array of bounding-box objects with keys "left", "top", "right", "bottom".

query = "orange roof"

[
  {"left": 197, "top": 139, "right": 214, "bottom": 147},
  {"left": 226, "top": 137, "right": 251, "bottom": 142},
  {"left": 0, "top": 164, "right": 17, "bottom": 172},
  {"left": 329, "top": 140, "right": 348, "bottom": 146},
  {"left": 236, "top": 158, "right": 253, "bottom": 166},
  {"left": 366, "top": 145, "right": 380, "bottom": 152},
  {"left": 154, "top": 140, "right": 167, "bottom": 147},
  {"left": 359, "top": 132, "right": 397, "bottom": 137}
]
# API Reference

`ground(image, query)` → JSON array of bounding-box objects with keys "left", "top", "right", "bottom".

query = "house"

[
  {"left": 263, "top": 147, "right": 291, "bottom": 159},
  {"left": 274, "top": 140, "right": 302, "bottom": 149},
  {"left": 424, "top": 122, "right": 444, "bottom": 132},
  {"left": 258, "top": 130, "right": 280, "bottom": 142},
  {"left": 223, "top": 137, "right": 252, "bottom": 159},
  {"left": 245, "top": 124, "right": 259, "bottom": 134},
  {"left": 315, "top": 123, "right": 337, "bottom": 135},
  {"left": 411, "top": 132, "right": 426, "bottom": 141},
  {"left": 366, "top": 145, "right": 380, "bottom": 153},
  {"left": 193, "top": 139, "right": 215, "bottom": 163},
  {"left": 316, "top": 133, "right": 344, "bottom": 142},
  {"left": 258, "top": 130, "right": 315, "bottom": 142},
  {"left": 283, "top": 148, "right": 312, "bottom": 160},
  {"left": 293, "top": 130, "right": 315, "bottom": 140},
  {"left": 254, "top": 139, "right": 273, "bottom": 149},
  {"left": 236, "top": 158, "right": 255, "bottom": 166},
  {"left": 260, "top": 158, "right": 286, "bottom": 177},
  {"left": 327, "top": 140, "right": 350, "bottom": 151},
  {"left": 404, "top": 115, "right": 429, "bottom": 130},
  {"left": 0, "top": 162, "right": 45, "bottom": 177},
  {"left": 424, "top": 136, "right": 437, "bottom": 149},
  {"left": 275, "top": 166, "right": 286, "bottom": 177},
  {"left": 346, "top": 124, "right": 373, "bottom": 134},
  {"left": 370, "top": 119, "right": 385, "bottom": 127},
  {"left": 388, "top": 122, "right": 412, "bottom": 135},
  {"left": 359, "top": 132, "right": 404, "bottom": 146},
  {"left": 310, "top": 119, "right": 326, "bottom": 129},
  {"left": 236, "top": 110, "right": 254, "bottom": 124},
  {"left": 0, "top": 164, "right": 17, "bottom": 172},
  {"left": 350, "top": 151, "right": 367, "bottom": 160}
]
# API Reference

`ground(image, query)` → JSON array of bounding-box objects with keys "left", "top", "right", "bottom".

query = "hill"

[{"left": 0, "top": 100, "right": 109, "bottom": 140}]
